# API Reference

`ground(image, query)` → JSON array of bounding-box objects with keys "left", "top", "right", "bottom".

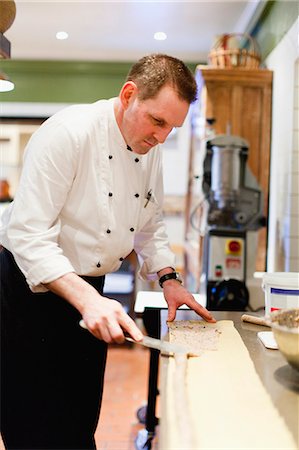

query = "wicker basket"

[{"left": 208, "top": 33, "right": 261, "bottom": 69}]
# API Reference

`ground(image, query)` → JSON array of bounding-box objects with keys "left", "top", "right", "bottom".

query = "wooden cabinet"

[{"left": 185, "top": 67, "right": 273, "bottom": 289}]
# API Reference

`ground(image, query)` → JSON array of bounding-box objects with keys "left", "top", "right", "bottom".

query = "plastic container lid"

[{"left": 263, "top": 272, "right": 299, "bottom": 288}]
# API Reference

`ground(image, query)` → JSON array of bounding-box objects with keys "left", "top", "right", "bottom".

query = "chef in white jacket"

[{"left": 0, "top": 53, "right": 215, "bottom": 450}]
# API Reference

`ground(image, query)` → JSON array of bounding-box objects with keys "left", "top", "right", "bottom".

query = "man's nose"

[{"left": 154, "top": 127, "right": 173, "bottom": 144}]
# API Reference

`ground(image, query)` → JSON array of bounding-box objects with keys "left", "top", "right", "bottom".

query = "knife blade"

[
  {"left": 125, "top": 335, "right": 189, "bottom": 355},
  {"left": 79, "top": 320, "right": 189, "bottom": 355}
]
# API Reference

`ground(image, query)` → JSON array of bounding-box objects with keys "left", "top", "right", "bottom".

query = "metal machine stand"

[
  {"left": 133, "top": 292, "right": 204, "bottom": 449},
  {"left": 135, "top": 307, "right": 161, "bottom": 450}
]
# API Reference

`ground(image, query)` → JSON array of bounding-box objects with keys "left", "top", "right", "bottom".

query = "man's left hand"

[{"left": 162, "top": 279, "right": 216, "bottom": 322}]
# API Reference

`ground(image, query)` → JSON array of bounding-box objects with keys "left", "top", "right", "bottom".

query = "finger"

[
  {"left": 167, "top": 303, "right": 177, "bottom": 322},
  {"left": 98, "top": 326, "right": 113, "bottom": 343},
  {"left": 84, "top": 319, "right": 114, "bottom": 343},
  {"left": 186, "top": 297, "right": 216, "bottom": 322},
  {"left": 106, "top": 321, "right": 126, "bottom": 344},
  {"left": 119, "top": 313, "right": 143, "bottom": 341}
]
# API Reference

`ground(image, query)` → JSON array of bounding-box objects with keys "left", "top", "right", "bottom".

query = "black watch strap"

[{"left": 159, "top": 272, "right": 182, "bottom": 288}]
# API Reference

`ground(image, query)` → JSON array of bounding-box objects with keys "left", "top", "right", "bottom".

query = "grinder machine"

[{"left": 199, "top": 134, "right": 266, "bottom": 311}]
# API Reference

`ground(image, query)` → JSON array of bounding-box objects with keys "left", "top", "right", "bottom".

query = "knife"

[
  {"left": 79, "top": 320, "right": 189, "bottom": 355},
  {"left": 125, "top": 335, "right": 189, "bottom": 355}
]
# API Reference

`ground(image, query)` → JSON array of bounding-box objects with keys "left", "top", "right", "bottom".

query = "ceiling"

[{"left": 5, "top": 0, "right": 263, "bottom": 63}]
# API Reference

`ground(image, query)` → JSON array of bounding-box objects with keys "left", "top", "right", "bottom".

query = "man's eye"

[{"left": 153, "top": 118, "right": 164, "bottom": 126}]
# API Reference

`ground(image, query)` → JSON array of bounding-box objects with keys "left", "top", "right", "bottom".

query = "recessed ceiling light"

[
  {"left": 56, "top": 31, "right": 69, "bottom": 40},
  {"left": 154, "top": 32, "right": 167, "bottom": 41}
]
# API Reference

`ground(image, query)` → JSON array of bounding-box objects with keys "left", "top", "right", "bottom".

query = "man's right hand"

[
  {"left": 81, "top": 295, "right": 143, "bottom": 343},
  {"left": 44, "top": 272, "right": 143, "bottom": 344}
]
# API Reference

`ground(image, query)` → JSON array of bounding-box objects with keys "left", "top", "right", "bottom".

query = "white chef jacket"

[{"left": 0, "top": 98, "right": 175, "bottom": 292}]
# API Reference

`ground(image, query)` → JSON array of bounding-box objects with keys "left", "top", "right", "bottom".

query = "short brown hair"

[{"left": 126, "top": 54, "right": 197, "bottom": 103}]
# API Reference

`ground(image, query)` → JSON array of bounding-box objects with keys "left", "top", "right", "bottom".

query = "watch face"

[{"left": 175, "top": 273, "right": 183, "bottom": 283}]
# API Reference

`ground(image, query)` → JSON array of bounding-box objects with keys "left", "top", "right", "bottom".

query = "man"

[{"left": 0, "top": 54, "right": 215, "bottom": 450}]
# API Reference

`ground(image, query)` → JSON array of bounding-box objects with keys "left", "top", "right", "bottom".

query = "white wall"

[
  {"left": 285, "top": 58, "right": 299, "bottom": 271},
  {"left": 161, "top": 110, "right": 191, "bottom": 196},
  {"left": 266, "top": 19, "right": 299, "bottom": 272}
]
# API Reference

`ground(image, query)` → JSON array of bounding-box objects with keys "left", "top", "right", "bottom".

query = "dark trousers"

[{"left": 0, "top": 248, "right": 107, "bottom": 450}]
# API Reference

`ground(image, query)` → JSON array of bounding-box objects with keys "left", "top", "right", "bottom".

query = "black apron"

[{"left": 0, "top": 247, "right": 107, "bottom": 450}]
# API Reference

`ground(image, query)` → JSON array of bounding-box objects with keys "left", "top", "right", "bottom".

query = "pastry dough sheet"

[{"left": 161, "top": 320, "right": 297, "bottom": 450}]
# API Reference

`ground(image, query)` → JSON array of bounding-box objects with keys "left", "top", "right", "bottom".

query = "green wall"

[
  {"left": 0, "top": 59, "right": 197, "bottom": 105},
  {"left": 0, "top": 60, "right": 134, "bottom": 104},
  {"left": 249, "top": 0, "right": 298, "bottom": 60}
]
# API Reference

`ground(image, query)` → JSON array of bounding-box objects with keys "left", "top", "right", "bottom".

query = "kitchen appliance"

[{"left": 199, "top": 134, "right": 265, "bottom": 310}]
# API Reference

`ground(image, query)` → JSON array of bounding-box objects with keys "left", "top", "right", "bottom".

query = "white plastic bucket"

[{"left": 263, "top": 272, "right": 299, "bottom": 315}]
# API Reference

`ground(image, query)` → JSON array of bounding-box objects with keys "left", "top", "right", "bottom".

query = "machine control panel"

[{"left": 208, "top": 236, "right": 245, "bottom": 281}]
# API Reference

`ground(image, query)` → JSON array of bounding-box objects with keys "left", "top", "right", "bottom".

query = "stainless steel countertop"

[{"left": 160, "top": 310, "right": 299, "bottom": 447}]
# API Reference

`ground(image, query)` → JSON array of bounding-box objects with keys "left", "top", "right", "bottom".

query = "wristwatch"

[{"left": 159, "top": 271, "right": 183, "bottom": 288}]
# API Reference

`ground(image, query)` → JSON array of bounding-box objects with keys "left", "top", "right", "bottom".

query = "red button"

[{"left": 229, "top": 241, "right": 241, "bottom": 253}]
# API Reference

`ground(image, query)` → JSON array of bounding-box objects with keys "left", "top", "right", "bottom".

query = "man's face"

[{"left": 119, "top": 84, "right": 190, "bottom": 155}]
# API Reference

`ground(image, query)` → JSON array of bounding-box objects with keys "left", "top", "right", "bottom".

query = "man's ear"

[{"left": 119, "top": 81, "right": 138, "bottom": 109}]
